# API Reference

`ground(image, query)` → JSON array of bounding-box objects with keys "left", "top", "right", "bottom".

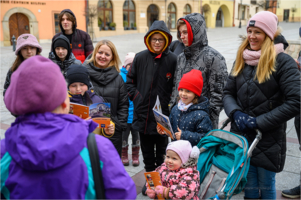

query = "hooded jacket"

[
  {"left": 49, "top": 35, "right": 82, "bottom": 78},
  {"left": 169, "top": 13, "right": 228, "bottom": 129},
  {"left": 120, "top": 67, "right": 134, "bottom": 124},
  {"left": 169, "top": 97, "right": 213, "bottom": 146},
  {"left": 223, "top": 35, "right": 300, "bottom": 172},
  {"left": 83, "top": 55, "right": 128, "bottom": 156},
  {"left": 126, "top": 21, "right": 177, "bottom": 135},
  {"left": 0, "top": 113, "right": 136, "bottom": 199},
  {"left": 52, "top": 9, "right": 93, "bottom": 63}
]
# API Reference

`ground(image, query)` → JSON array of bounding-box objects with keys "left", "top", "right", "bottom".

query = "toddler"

[{"left": 146, "top": 140, "right": 200, "bottom": 199}]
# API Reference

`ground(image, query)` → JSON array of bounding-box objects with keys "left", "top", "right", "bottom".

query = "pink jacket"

[{"left": 155, "top": 163, "right": 200, "bottom": 199}]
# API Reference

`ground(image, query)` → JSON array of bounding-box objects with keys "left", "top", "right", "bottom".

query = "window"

[
  {"left": 123, "top": 0, "right": 136, "bottom": 30},
  {"left": 241, "top": 5, "right": 245, "bottom": 20},
  {"left": 97, "top": 0, "right": 113, "bottom": 30},
  {"left": 183, "top": 4, "right": 191, "bottom": 16},
  {"left": 168, "top": 3, "right": 176, "bottom": 29},
  {"left": 54, "top": 13, "right": 60, "bottom": 34}
]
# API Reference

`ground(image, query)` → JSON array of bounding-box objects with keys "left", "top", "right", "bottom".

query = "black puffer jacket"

[
  {"left": 126, "top": 21, "right": 177, "bottom": 135},
  {"left": 83, "top": 56, "right": 128, "bottom": 156},
  {"left": 223, "top": 40, "right": 300, "bottom": 172}
]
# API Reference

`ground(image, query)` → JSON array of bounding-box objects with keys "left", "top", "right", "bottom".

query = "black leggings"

[{"left": 122, "top": 123, "right": 140, "bottom": 147}]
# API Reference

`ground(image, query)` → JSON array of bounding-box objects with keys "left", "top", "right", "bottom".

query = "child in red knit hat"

[{"left": 157, "top": 69, "right": 213, "bottom": 146}]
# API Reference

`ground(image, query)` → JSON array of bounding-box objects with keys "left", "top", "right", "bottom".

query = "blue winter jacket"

[
  {"left": 169, "top": 97, "right": 213, "bottom": 146},
  {"left": 120, "top": 67, "right": 134, "bottom": 124}
]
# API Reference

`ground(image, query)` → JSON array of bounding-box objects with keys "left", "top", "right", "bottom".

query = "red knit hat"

[{"left": 178, "top": 69, "right": 203, "bottom": 97}]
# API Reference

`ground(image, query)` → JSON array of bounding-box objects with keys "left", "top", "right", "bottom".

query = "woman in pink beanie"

[
  {"left": 223, "top": 11, "right": 300, "bottom": 199},
  {"left": 3, "top": 33, "right": 42, "bottom": 97},
  {"left": 145, "top": 140, "right": 201, "bottom": 199}
]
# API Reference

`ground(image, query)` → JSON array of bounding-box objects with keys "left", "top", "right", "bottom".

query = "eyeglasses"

[{"left": 151, "top": 39, "right": 165, "bottom": 43}]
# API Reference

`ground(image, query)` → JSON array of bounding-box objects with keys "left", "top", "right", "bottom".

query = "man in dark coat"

[
  {"left": 52, "top": 9, "right": 93, "bottom": 63},
  {"left": 126, "top": 20, "right": 177, "bottom": 195}
]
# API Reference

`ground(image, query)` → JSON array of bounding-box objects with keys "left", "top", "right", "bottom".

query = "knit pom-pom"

[{"left": 190, "top": 146, "right": 200, "bottom": 159}]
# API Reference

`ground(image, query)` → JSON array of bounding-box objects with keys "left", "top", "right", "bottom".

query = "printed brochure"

[
  {"left": 152, "top": 96, "right": 175, "bottom": 140},
  {"left": 144, "top": 172, "right": 164, "bottom": 200},
  {"left": 69, "top": 102, "right": 111, "bottom": 128}
]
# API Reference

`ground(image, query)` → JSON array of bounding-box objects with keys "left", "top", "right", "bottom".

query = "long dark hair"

[{"left": 11, "top": 49, "right": 41, "bottom": 72}]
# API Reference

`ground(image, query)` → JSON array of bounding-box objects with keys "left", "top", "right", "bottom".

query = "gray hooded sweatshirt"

[{"left": 169, "top": 13, "right": 228, "bottom": 129}]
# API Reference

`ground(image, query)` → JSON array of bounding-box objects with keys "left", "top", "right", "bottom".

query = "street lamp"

[{"left": 239, "top": 0, "right": 242, "bottom": 28}]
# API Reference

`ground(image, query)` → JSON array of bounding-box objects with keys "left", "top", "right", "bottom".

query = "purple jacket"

[{"left": 0, "top": 113, "right": 136, "bottom": 199}]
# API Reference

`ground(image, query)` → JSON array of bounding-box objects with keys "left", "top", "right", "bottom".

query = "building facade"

[
  {"left": 1, "top": 0, "right": 237, "bottom": 46},
  {"left": 276, "top": 0, "right": 300, "bottom": 22},
  {"left": 233, "top": 0, "right": 264, "bottom": 27},
  {"left": 0, "top": 0, "right": 87, "bottom": 46},
  {"left": 87, "top": 0, "right": 234, "bottom": 39}
]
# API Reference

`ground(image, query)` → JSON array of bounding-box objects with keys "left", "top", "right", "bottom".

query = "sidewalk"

[{"left": 0, "top": 21, "right": 300, "bottom": 199}]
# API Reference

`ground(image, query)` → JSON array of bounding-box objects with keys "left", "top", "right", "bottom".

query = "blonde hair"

[
  {"left": 231, "top": 28, "right": 281, "bottom": 84},
  {"left": 87, "top": 40, "right": 121, "bottom": 72}
]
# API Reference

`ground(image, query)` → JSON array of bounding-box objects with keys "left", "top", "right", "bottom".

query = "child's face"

[
  {"left": 55, "top": 47, "right": 68, "bottom": 60},
  {"left": 165, "top": 150, "right": 182, "bottom": 170},
  {"left": 69, "top": 82, "right": 88, "bottom": 96},
  {"left": 21, "top": 46, "right": 37, "bottom": 59},
  {"left": 179, "top": 88, "right": 196, "bottom": 105}
]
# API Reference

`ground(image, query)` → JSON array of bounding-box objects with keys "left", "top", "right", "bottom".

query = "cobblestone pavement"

[{"left": 0, "top": 22, "right": 300, "bottom": 199}]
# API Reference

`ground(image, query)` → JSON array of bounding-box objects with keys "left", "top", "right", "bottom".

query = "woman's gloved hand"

[{"left": 233, "top": 111, "right": 258, "bottom": 131}]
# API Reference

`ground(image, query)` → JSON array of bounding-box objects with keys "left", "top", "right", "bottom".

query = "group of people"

[{"left": 1, "top": 8, "right": 300, "bottom": 200}]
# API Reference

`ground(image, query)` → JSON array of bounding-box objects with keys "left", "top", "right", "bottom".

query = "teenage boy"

[
  {"left": 126, "top": 20, "right": 177, "bottom": 195},
  {"left": 52, "top": 9, "right": 93, "bottom": 63}
]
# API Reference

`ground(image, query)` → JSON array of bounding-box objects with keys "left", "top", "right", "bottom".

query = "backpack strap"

[{"left": 87, "top": 133, "right": 106, "bottom": 199}]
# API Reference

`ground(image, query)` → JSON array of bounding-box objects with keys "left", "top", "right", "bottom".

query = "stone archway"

[
  {"left": 218, "top": 5, "right": 231, "bottom": 27},
  {"left": 147, "top": 4, "right": 159, "bottom": 28},
  {"left": 2, "top": 7, "right": 39, "bottom": 46}
]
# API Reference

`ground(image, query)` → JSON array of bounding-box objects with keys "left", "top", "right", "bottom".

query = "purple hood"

[{"left": 5, "top": 112, "right": 97, "bottom": 171}]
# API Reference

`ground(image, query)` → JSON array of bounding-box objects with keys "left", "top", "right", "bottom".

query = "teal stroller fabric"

[{"left": 197, "top": 129, "right": 250, "bottom": 199}]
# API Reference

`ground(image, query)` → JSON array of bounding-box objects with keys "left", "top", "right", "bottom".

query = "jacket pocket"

[{"left": 133, "top": 89, "right": 143, "bottom": 115}]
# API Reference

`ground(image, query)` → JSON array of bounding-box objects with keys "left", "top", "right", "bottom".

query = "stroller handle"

[{"left": 247, "top": 129, "right": 262, "bottom": 158}]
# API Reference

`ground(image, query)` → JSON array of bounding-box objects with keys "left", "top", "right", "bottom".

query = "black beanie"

[
  {"left": 53, "top": 37, "right": 71, "bottom": 60},
  {"left": 66, "top": 64, "right": 91, "bottom": 88}
]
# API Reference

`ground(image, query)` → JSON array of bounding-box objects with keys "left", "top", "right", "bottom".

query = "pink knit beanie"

[
  {"left": 15, "top": 34, "right": 43, "bottom": 56},
  {"left": 4, "top": 56, "right": 67, "bottom": 115},
  {"left": 166, "top": 140, "right": 192, "bottom": 163},
  {"left": 247, "top": 11, "right": 278, "bottom": 40},
  {"left": 123, "top": 52, "right": 135, "bottom": 68}
]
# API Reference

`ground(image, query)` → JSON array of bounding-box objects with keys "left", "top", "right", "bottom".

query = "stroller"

[{"left": 196, "top": 119, "right": 262, "bottom": 200}]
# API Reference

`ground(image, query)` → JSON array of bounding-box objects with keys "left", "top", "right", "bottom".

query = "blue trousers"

[{"left": 244, "top": 165, "right": 276, "bottom": 199}]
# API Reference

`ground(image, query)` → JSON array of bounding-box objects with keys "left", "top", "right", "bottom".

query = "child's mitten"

[
  {"left": 146, "top": 188, "right": 156, "bottom": 199},
  {"left": 155, "top": 185, "right": 169, "bottom": 198}
]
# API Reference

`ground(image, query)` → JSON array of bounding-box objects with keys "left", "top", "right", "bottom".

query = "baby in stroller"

[{"left": 146, "top": 140, "right": 201, "bottom": 199}]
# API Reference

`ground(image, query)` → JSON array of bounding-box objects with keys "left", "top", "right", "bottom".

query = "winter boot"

[
  {"left": 121, "top": 146, "right": 129, "bottom": 166},
  {"left": 132, "top": 145, "right": 140, "bottom": 166}
]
